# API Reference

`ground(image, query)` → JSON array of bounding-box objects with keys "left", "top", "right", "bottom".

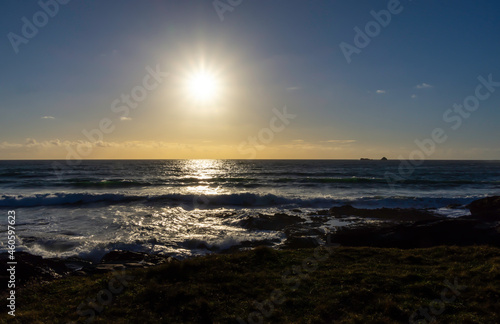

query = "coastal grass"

[{"left": 3, "top": 246, "right": 500, "bottom": 323}]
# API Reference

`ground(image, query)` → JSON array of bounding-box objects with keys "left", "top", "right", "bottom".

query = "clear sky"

[{"left": 1, "top": 0, "right": 499, "bottom": 159}]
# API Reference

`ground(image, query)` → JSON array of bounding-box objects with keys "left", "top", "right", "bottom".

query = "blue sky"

[{"left": 1, "top": 0, "right": 499, "bottom": 159}]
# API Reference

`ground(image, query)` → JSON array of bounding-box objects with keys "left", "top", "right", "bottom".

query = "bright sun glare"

[{"left": 186, "top": 71, "right": 219, "bottom": 102}]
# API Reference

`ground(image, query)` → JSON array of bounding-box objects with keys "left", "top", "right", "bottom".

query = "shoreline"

[
  {"left": 2, "top": 196, "right": 499, "bottom": 290},
  {"left": 1, "top": 196, "right": 498, "bottom": 322}
]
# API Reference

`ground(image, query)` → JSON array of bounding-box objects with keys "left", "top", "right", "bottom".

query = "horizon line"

[{"left": 1, "top": 158, "right": 500, "bottom": 162}]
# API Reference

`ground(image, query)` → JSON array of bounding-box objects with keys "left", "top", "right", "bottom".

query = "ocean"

[{"left": 1, "top": 159, "right": 499, "bottom": 261}]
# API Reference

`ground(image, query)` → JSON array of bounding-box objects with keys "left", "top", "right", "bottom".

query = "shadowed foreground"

[{"left": 3, "top": 246, "right": 500, "bottom": 323}]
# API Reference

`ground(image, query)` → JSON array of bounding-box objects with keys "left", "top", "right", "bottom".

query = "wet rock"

[
  {"left": 308, "top": 215, "right": 329, "bottom": 222},
  {"left": 328, "top": 205, "right": 438, "bottom": 221},
  {"left": 446, "top": 203, "right": 464, "bottom": 209},
  {"left": 63, "top": 256, "right": 93, "bottom": 271},
  {"left": 141, "top": 262, "right": 157, "bottom": 267},
  {"left": 238, "top": 213, "right": 305, "bottom": 231},
  {"left": 100, "top": 250, "right": 167, "bottom": 265},
  {"left": 100, "top": 250, "right": 149, "bottom": 263},
  {"left": 467, "top": 196, "right": 500, "bottom": 220},
  {"left": 284, "top": 226, "right": 325, "bottom": 237},
  {"left": 328, "top": 205, "right": 358, "bottom": 217},
  {"left": 220, "top": 239, "right": 278, "bottom": 254},
  {"left": 124, "top": 263, "right": 145, "bottom": 268},
  {"left": 197, "top": 243, "right": 210, "bottom": 250}
]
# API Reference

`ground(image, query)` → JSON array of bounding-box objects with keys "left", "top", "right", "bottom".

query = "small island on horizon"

[{"left": 360, "top": 157, "right": 388, "bottom": 161}]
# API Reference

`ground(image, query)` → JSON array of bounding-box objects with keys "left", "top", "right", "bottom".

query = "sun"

[{"left": 186, "top": 71, "right": 219, "bottom": 102}]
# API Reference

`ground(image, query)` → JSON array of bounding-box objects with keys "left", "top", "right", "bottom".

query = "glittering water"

[{"left": 1, "top": 160, "right": 499, "bottom": 260}]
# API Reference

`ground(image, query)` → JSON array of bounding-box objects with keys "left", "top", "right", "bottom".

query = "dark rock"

[
  {"left": 328, "top": 205, "right": 358, "bottom": 217},
  {"left": 283, "top": 236, "right": 320, "bottom": 249},
  {"left": 198, "top": 243, "right": 210, "bottom": 250},
  {"left": 332, "top": 218, "right": 500, "bottom": 248},
  {"left": 0, "top": 252, "right": 70, "bottom": 287},
  {"left": 284, "top": 226, "right": 325, "bottom": 237},
  {"left": 328, "top": 205, "right": 438, "bottom": 221},
  {"left": 220, "top": 239, "right": 278, "bottom": 254},
  {"left": 100, "top": 250, "right": 167, "bottom": 265},
  {"left": 73, "top": 270, "right": 89, "bottom": 276},
  {"left": 238, "top": 213, "right": 305, "bottom": 231},
  {"left": 100, "top": 250, "right": 149, "bottom": 263},
  {"left": 291, "top": 209, "right": 302, "bottom": 213},
  {"left": 312, "top": 217, "right": 330, "bottom": 223},
  {"left": 312, "top": 210, "right": 329, "bottom": 216},
  {"left": 446, "top": 203, "right": 464, "bottom": 209},
  {"left": 381, "top": 157, "right": 388, "bottom": 161},
  {"left": 63, "top": 256, "right": 93, "bottom": 271},
  {"left": 467, "top": 196, "right": 500, "bottom": 220}
]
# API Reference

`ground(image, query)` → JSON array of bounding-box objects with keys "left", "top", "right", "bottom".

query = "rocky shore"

[
  {"left": 2, "top": 196, "right": 499, "bottom": 291},
  {"left": 328, "top": 196, "right": 500, "bottom": 248}
]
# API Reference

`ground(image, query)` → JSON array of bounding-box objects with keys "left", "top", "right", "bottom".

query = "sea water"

[{"left": 0, "top": 159, "right": 499, "bottom": 261}]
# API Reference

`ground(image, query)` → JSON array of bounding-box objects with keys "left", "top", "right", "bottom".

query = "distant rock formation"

[{"left": 360, "top": 157, "right": 388, "bottom": 160}]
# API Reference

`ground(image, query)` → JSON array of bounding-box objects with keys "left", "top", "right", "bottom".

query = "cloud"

[
  {"left": 100, "top": 49, "right": 119, "bottom": 58},
  {"left": 286, "top": 86, "right": 300, "bottom": 92},
  {"left": 416, "top": 83, "right": 432, "bottom": 89},
  {"left": 0, "top": 139, "right": 192, "bottom": 151},
  {"left": 279, "top": 139, "right": 357, "bottom": 152},
  {"left": 411, "top": 94, "right": 417, "bottom": 99},
  {"left": 120, "top": 117, "right": 132, "bottom": 121},
  {"left": 41, "top": 116, "right": 55, "bottom": 119},
  {"left": 376, "top": 90, "right": 386, "bottom": 94},
  {"left": 0, "top": 141, "right": 23, "bottom": 150},
  {"left": 320, "top": 140, "right": 357, "bottom": 144},
  {"left": 25, "top": 138, "right": 37, "bottom": 146},
  {"left": 95, "top": 141, "right": 113, "bottom": 147},
  {"left": 49, "top": 139, "right": 61, "bottom": 146}
]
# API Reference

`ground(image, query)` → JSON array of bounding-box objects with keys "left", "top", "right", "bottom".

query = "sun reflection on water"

[{"left": 181, "top": 159, "right": 226, "bottom": 195}]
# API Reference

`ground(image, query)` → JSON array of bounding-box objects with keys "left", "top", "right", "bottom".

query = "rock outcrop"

[
  {"left": 238, "top": 213, "right": 305, "bottom": 231},
  {"left": 0, "top": 252, "right": 70, "bottom": 287},
  {"left": 330, "top": 197, "right": 500, "bottom": 248},
  {"left": 328, "top": 205, "right": 438, "bottom": 221},
  {"left": 467, "top": 196, "right": 500, "bottom": 220},
  {"left": 331, "top": 218, "right": 500, "bottom": 248}
]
